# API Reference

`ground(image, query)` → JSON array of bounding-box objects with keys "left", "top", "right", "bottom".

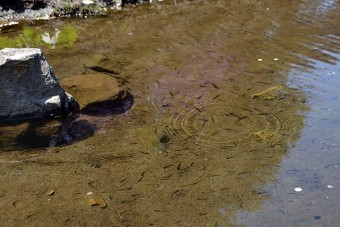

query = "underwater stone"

[
  {"left": 60, "top": 73, "right": 122, "bottom": 108},
  {"left": 251, "top": 85, "right": 287, "bottom": 100},
  {"left": 0, "top": 48, "right": 79, "bottom": 125}
]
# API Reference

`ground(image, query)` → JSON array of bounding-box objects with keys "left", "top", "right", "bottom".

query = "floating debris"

[{"left": 294, "top": 187, "right": 302, "bottom": 192}]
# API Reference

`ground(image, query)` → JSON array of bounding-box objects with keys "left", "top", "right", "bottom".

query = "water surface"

[{"left": 0, "top": 0, "right": 339, "bottom": 226}]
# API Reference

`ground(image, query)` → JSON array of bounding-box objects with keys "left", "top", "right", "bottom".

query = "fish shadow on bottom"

[{"left": 81, "top": 90, "right": 134, "bottom": 116}]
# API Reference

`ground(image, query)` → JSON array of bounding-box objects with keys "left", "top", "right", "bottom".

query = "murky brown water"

[{"left": 1, "top": 0, "right": 339, "bottom": 226}]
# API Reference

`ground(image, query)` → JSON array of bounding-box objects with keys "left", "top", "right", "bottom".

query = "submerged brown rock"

[{"left": 60, "top": 73, "right": 121, "bottom": 109}]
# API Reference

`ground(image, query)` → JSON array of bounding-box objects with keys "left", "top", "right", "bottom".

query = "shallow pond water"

[{"left": 0, "top": 0, "right": 339, "bottom": 226}]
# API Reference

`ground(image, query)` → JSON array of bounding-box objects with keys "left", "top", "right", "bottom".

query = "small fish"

[
  {"left": 83, "top": 65, "right": 129, "bottom": 84},
  {"left": 213, "top": 94, "right": 221, "bottom": 99},
  {"left": 83, "top": 65, "right": 119, "bottom": 74},
  {"left": 200, "top": 118, "right": 208, "bottom": 127},
  {"left": 197, "top": 94, "right": 204, "bottom": 99},
  {"left": 194, "top": 107, "right": 202, "bottom": 112},
  {"left": 210, "top": 81, "right": 219, "bottom": 89}
]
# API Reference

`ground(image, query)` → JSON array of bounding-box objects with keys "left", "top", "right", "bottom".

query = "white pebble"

[
  {"left": 82, "top": 0, "right": 94, "bottom": 5},
  {"left": 274, "top": 58, "right": 279, "bottom": 61},
  {"left": 294, "top": 187, "right": 302, "bottom": 192},
  {"left": 327, "top": 185, "right": 334, "bottom": 189},
  {"left": 86, "top": 192, "right": 93, "bottom": 196},
  {"left": 257, "top": 58, "right": 263, "bottom": 62}
]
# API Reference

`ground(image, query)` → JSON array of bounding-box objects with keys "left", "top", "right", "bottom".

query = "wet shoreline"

[{"left": 0, "top": 0, "right": 155, "bottom": 28}]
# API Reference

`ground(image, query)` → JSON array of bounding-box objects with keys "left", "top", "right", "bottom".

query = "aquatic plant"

[
  {"left": 0, "top": 25, "right": 77, "bottom": 49},
  {"left": 56, "top": 25, "right": 77, "bottom": 48}
]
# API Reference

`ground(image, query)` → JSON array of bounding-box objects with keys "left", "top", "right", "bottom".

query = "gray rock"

[{"left": 0, "top": 48, "right": 79, "bottom": 125}]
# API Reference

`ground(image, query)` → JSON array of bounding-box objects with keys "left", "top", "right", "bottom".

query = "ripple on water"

[{"left": 155, "top": 97, "right": 300, "bottom": 150}]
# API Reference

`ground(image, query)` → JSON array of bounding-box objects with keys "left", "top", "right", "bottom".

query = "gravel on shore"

[{"left": 0, "top": 0, "right": 150, "bottom": 28}]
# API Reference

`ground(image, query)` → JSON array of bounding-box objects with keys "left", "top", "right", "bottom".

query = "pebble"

[
  {"left": 47, "top": 190, "right": 55, "bottom": 196},
  {"left": 87, "top": 198, "right": 107, "bottom": 208},
  {"left": 257, "top": 58, "right": 263, "bottom": 62},
  {"left": 274, "top": 58, "right": 279, "bottom": 61},
  {"left": 82, "top": 0, "right": 95, "bottom": 5},
  {"left": 314, "top": 215, "right": 321, "bottom": 220},
  {"left": 86, "top": 192, "right": 94, "bottom": 196},
  {"left": 294, "top": 187, "right": 302, "bottom": 192},
  {"left": 327, "top": 185, "right": 334, "bottom": 189}
]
